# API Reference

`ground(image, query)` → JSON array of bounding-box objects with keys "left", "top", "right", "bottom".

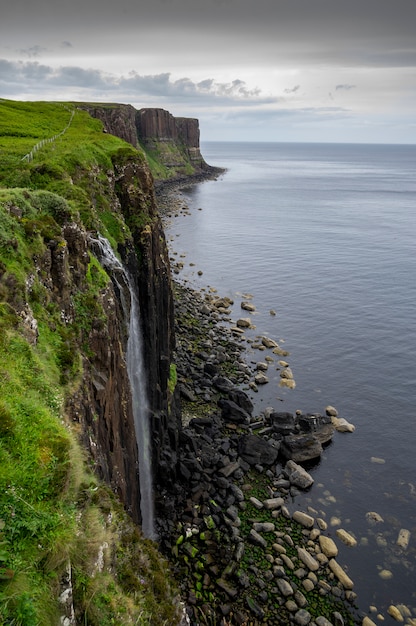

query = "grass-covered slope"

[{"left": 0, "top": 100, "right": 180, "bottom": 625}]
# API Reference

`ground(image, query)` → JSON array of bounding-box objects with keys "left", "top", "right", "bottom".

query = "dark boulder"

[
  {"left": 297, "top": 413, "right": 334, "bottom": 445},
  {"left": 270, "top": 411, "right": 296, "bottom": 436},
  {"left": 228, "top": 388, "right": 254, "bottom": 415},
  {"left": 238, "top": 434, "right": 280, "bottom": 466},
  {"left": 218, "top": 399, "right": 251, "bottom": 424},
  {"left": 280, "top": 434, "right": 322, "bottom": 463}
]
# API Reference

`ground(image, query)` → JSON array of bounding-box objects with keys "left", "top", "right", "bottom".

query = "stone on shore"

[
  {"left": 238, "top": 434, "right": 280, "bottom": 466},
  {"left": 328, "top": 559, "right": 354, "bottom": 589},
  {"left": 262, "top": 336, "right": 279, "bottom": 348},
  {"left": 319, "top": 535, "right": 338, "bottom": 558},
  {"left": 280, "top": 366, "right": 294, "bottom": 379},
  {"left": 284, "top": 460, "right": 314, "bottom": 489},
  {"left": 332, "top": 417, "right": 356, "bottom": 433},
  {"left": 249, "top": 529, "right": 268, "bottom": 548},
  {"left": 254, "top": 373, "right": 269, "bottom": 385},
  {"left": 270, "top": 411, "right": 296, "bottom": 435},
  {"left": 325, "top": 405, "right": 338, "bottom": 417},
  {"left": 237, "top": 317, "right": 251, "bottom": 328},
  {"left": 276, "top": 578, "right": 294, "bottom": 597},
  {"left": 297, "top": 547, "right": 320, "bottom": 572},
  {"left": 387, "top": 605, "right": 404, "bottom": 622},
  {"left": 218, "top": 398, "right": 251, "bottom": 424},
  {"left": 280, "top": 434, "right": 323, "bottom": 463},
  {"left": 241, "top": 301, "right": 256, "bottom": 312},
  {"left": 293, "top": 511, "right": 315, "bottom": 528},
  {"left": 365, "top": 511, "right": 384, "bottom": 525},
  {"left": 396, "top": 528, "right": 411, "bottom": 549},
  {"left": 263, "top": 497, "right": 284, "bottom": 510},
  {"left": 336, "top": 528, "right": 357, "bottom": 548}
]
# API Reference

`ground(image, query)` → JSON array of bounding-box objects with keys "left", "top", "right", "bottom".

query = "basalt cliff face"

[
  {"left": 82, "top": 103, "right": 209, "bottom": 177},
  {"left": 65, "top": 151, "right": 179, "bottom": 524}
]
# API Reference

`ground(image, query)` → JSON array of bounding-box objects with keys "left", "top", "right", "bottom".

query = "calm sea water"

[{"left": 165, "top": 142, "right": 416, "bottom": 622}]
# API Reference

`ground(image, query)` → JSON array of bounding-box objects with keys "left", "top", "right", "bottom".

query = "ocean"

[{"left": 164, "top": 142, "right": 416, "bottom": 622}]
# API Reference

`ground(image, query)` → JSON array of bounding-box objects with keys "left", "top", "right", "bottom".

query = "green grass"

[
  {"left": 0, "top": 99, "right": 181, "bottom": 624},
  {"left": 0, "top": 100, "right": 146, "bottom": 246}
]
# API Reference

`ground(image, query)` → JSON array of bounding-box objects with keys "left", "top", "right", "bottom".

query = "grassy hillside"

[{"left": 0, "top": 100, "right": 180, "bottom": 625}]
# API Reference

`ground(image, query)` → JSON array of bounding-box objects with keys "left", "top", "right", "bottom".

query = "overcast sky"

[{"left": 1, "top": 0, "right": 416, "bottom": 143}]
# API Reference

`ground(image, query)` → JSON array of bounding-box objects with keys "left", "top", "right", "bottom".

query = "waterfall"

[{"left": 91, "top": 235, "right": 156, "bottom": 540}]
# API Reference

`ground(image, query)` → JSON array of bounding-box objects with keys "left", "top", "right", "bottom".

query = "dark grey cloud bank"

[
  {"left": 5, "top": 0, "right": 416, "bottom": 66},
  {"left": 2, "top": 0, "right": 416, "bottom": 142}
]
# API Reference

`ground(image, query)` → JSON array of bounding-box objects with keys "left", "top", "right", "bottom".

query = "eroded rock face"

[
  {"left": 82, "top": 104, "right": 209, "bottom": 176},
  {"left": 80, "top": 103, "right": 139, "bottom": 147},
  {"left": 136, "top": 108, "right": 179, "bottom": 141},
  {"left": 136, "top": 108, "right": 208, "bottom": 172},
  {"left": 111, "top": 154, "right": 180, "bottom": 491},
  {"left": 24, "top": 149, "right": 179, "bottom": 525}
]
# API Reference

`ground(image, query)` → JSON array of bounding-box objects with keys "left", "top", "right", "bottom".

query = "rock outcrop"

[{"left": 81, "top": 103, "right": 210, "bottom": 178}]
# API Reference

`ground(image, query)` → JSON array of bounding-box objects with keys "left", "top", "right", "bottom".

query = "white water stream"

[{"left": 91, "top": 235, "right": 156, "bottom": 539}]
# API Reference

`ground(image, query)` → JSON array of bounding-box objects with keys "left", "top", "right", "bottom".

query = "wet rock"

[
  {"left": 319, "top": 535, "right": 338, "bottom": 558},
  {"left": 295, "top": 608, "right": 312, "bottom": 625},
  {"left": 281, "top": 434, "right": 323, "bottom": 463},
  {"left": 245, "top": 596, "right": 264, "bottom": 620},
  {"left": 263, "top": 497, "right": 284, "bottom": 510},
  {"left": 218, "top": 399, "right": 251, "bottom": 424},
  {"left": 396, "top": 528, "right": 411, "bottom": 549},
  {"left": 212, "top": 376, "right": 235, "bottom": 393},
  {"left": 249, "top": 529, "right": 268, "bottom": 548},
  {"left": 270, "top": 411, "right": 296, "bottom": 436},
  {"left": 254, "top": 373, "right": 269, "bottom": 385},
  {"left": 336, "top": 529, "right": 357, "bottom": 548},
  {"left": 276, "top": 578, "right": 294, "bottom": 597},
  {"left": 328, "top": 559, "right": 354, "bottom": 589},
  {"left": 284, "top": 460, "right": 314, "bottom": 490},
  {"left": 238, "top": 434, "right": 280, "bottom": 466},
  {"left": 216, "top": 579, "right": 238, "bottom": 599},
  {"left": 280, "top": 366, "right": 294, "bottom": 380},
  {"left": 253, "top": 522, "right": 275, "bottom": 533},
  {"left": 228, "top": 388, "right": 254, "bottom": 415},
  {"left": 293, "top": 511, "right": 315, "bottom": 528},
  {"left": 387, "top": 605, "right": 404, "bottom": 622},
  {"left": 297, "top": 547, "right": 320, "bottom": 572},
  {"left": 262, "top": 336, "right": 279, "bottom": 348},
  {"left": 316, "top": 617, "right": 333, "bottom": 626},
  {"left": 331, "top": 417, "right": 355, "bottom": 433},
  {"left": 365, "top": 511, "right": 384, "bottom": 525},
  {"left": 325, "top": 405, "right": 338, "bottom": 417}
]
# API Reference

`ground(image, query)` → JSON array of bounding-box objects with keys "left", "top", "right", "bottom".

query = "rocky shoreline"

[
  {"left": 154, "top": 184, "right": 405, "bottom": 626},
  {"left": 155, "top": 279, "right": 369, "bottom": 626}
]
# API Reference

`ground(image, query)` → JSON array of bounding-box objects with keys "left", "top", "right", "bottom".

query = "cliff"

[
  {"left": 0, "top": 100, "right": 182, "bottom": 624},
  {"left": 80, "top": 103, "right": 210, "bottom": 179}
]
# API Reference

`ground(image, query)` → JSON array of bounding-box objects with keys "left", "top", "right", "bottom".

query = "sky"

[{"left": 1, "top": 0, "right": 416, "bottom": 143}]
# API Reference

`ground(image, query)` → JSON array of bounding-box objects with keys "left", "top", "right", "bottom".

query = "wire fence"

[{"left": 21, "top": 106, "right": 75, "bottom": 162}]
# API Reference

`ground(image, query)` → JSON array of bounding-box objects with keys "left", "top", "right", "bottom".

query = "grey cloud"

[
  {"left": 335, "top": 84, "right": 356, "bottom": 91},
  {"left": 120, "top": 71, "right": 267, "bottom": 103},
  {"left": 61, "top": 41, "right": 73, "bottom": 48},
  {"left": 19, "top": 45, "right": 46, "bottom": 58},
  {"left": 0, "top": 59, "right": 273, "bottom": 106},
  {"left": 284, "top": 85, "right": 300, "bottom": 94},
  {"left": 56, "top": 66, "right": 111, "bottom": 88}
]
